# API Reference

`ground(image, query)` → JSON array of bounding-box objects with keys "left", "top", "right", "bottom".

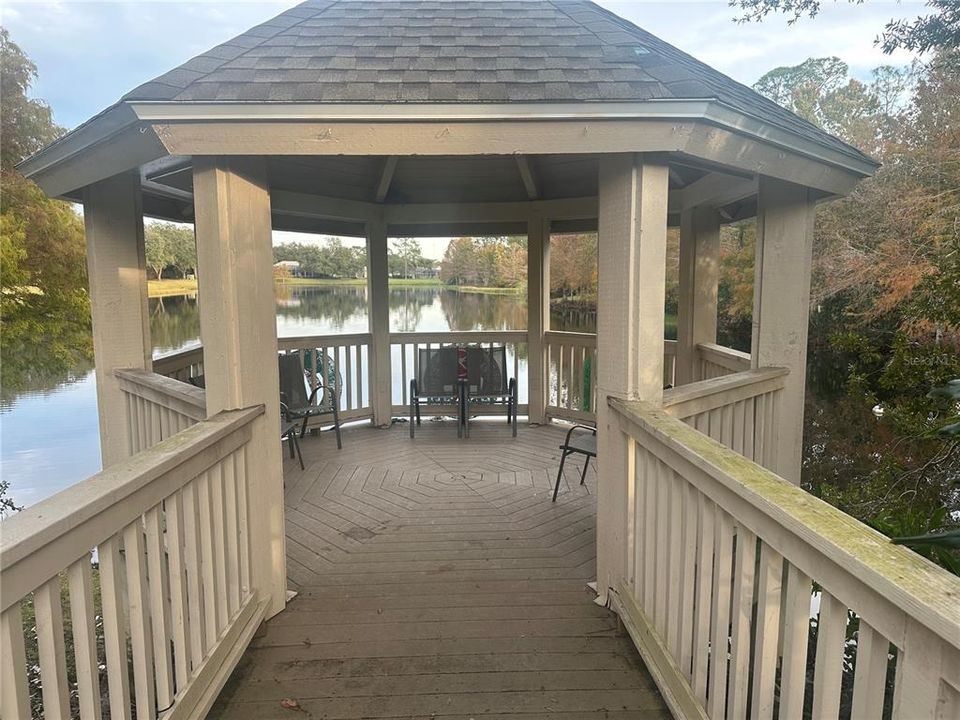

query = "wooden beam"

[
  {"left": 192, "top": 156, "right": 287, "bottom": 617},
  {"left": 668, "top": 172, "right": 757, "bottom": 213},
  {"left": 595, "top": 154, "right": 670, "bottom": 603},
  {"left": 374, "top": 156, "right": 398, "bottom": 202},
  {"left": 751, "top": 175, "right": 816, "bottom": 484},
  {"left": 676, "top": 207, "right": 721, "bottom": 385},
  {"left": 83, "top": 172, "right": 152, "bottom": 468},
  {"left": 366, "top": 217, "right": 392, "bottom": 427},
  {"left": 153, "top": 119, "right": 863, "bottom": 196},
  {"left": 515, "top": 155, "right": 539, "bottom": 200},
  {"left": 526, "top": 215, "right": 548, "bottom": 423}
]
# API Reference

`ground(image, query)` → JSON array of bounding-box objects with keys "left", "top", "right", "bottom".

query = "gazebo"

[{"left": 6, "top": 2, "right": 959, "bottom": 720}]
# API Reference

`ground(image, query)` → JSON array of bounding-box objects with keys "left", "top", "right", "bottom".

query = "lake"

[{"left": 1, "top": 284, "right": 602, "bottom": 508}]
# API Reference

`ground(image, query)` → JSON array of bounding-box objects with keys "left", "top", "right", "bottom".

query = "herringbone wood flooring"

[{"left": 210, "top": 420, "right": 667, "bottom": 719}]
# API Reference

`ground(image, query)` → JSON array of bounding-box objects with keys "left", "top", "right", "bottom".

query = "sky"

[{"left": 1, "top": 0, "right": 926, "bottom": 256}]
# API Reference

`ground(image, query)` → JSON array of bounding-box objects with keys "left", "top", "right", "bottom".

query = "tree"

[
  {"left": 731, "top": 0, "right": 960, "bottom": 57},
  {"left": 0, "top": 29, "right": 63, "bottom": 171},
  {"left": 0, "top": 30, "right": 89, "bottom": 397},
  {"left": 440, "top": 237, "right": 479, "bottom": 286},
  {"left": 144, "top": 221, "right": 195, "bottom": 279}
]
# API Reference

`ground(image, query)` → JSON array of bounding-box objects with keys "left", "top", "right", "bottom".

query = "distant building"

[{"left": 273, "top": 260, "right": 301, "bottom": 277}]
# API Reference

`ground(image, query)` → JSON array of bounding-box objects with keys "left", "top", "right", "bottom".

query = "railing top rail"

[
  {"left": 278, "top": 332, "right": 373, "bottom": 348},
  {"left": 0, "top": 406, "right": 263, "bottom": 611},
  {"left": 609, "top": 396, "right": 960, "bottom": 652},
  {"left": 390, "top": 330, "right": 529, "bottom": 343},
  {"left": 663, "top": 366, "right": 788, "bottom": 415},
  {"left": 696, "top": 341, "right": 751, "bottom": 366},
  {"left": 116, "top": 368, "right": 207, "bottom": 417}
]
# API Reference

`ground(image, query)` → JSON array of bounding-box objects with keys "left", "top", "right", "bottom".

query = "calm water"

[{"left": 1, "top": 285, "right": 596, "bottom": 508}]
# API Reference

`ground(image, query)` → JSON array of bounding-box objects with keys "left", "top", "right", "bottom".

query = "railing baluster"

[
  {"left": 165, "top": 488, "right": 192, "bottom": 690},
  {"left": 182, "top": 479, "right": 207, "bottom": 666},
  {"left": 237, "top": 448, "right": 252, "bottom": 598},
  {"left": 210, "top": 464, "right": 230, "bottom": 629},
  {"left": 851, "top": 622, "right": 890, "bottom": 720},
  {"left": 100, "top": 534, "right": 133, "bottom": 720},
  {"left": 145, "top": 505, "right": 175, "bottom": 707},
  {"left": 35, "top": 576, "right": 72, "bottom": 720},
  {"left": 691, "top": 495, "right": 715, "bottom": 702},
  {"left": 707, "top": 509, "right": 734, "bottom": 718},
  {"left": 811, "top": 591, "right": 847, "bottom": 719},
  {"left": 1, "top": 602, "right": 31, "bottom": 720},
  {"left": 224, "top": 452, "right": 241, "bottom": 617},
  {"left": 780, "top": 563, "right": 813, "bottom": 716},
  {"left": 123, "top": 519, "right": 157, "bottom": 720},
  {"left": 750, "top": 543, "right": 783, "bottom": 720},
  {"left": 676, "top": 482, "right": 697, "bottom": 679},
  {"left": 728, "top": 526, "right": 757, "bottom": 719},
  {"left": 67, "top": 556, "right": 103, "bottom": 720},
  {"left": 654, "top": 461, "right": 669, "bottom": 636}
]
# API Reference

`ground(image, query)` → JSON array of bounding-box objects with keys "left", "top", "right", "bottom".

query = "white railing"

[
  {"left": 695, "top": 342, "right": 750, "bottom": 380},
  {"left": 278, "top": 333, "right": 373, "bottom": 424},
  {"left": 607, "top": 397, "right": 960, "bottom": 720},
  {"left": 663, "top": 367, "right": 787, "bottom": 470},
  {"left": 544, "top": 330, "right": 597, "bottom": 423},
  {"left": 153, "top": 346, "right": 204, "bottom": 384},
  {"left": 390, "top": 331, "right": 528, "bottom": 416},
  {"left": 0, "top": 407, "right": 267, "bottom": 720},
  {"left": 117, "top": 369, "right": 207, "bottom": 455}
]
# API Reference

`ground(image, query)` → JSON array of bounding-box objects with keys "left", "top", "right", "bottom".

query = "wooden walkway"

[{"left": 210, "top": 420, "right": 668, "bottom": 719}]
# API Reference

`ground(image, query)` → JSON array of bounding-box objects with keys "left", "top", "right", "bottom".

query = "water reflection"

[{"left": 2, "top": 284, "right": 595, "bottom": 507}]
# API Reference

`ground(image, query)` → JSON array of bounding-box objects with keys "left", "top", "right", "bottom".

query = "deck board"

[{"left": 210, "top": 420, "right": 667, "bottom": 719}]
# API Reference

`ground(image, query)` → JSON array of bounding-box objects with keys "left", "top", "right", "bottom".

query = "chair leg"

[
  {"left": 292, "top": 433, "right": 304, "bottom": 471},
  {"left": 410, "top": 399, "right": 416, "bottom": 439},
  {"left": 580, "top": 455, "right": 590, "bottom": 485},
  {"left": 287, "top": 433, "right": 296, "bottom": 459},
  {"left": 299, "top": 416, "right": 310, "bottom": 439},
  {"left": 332, "top": 405, "right": 342, "bottom": 450},
  {"left": 553, "top": 450, "right": 569, "bottom": 502}
]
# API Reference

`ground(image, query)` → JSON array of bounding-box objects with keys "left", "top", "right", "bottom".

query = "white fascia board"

[{"left": 129, "top": 99, "right": 877, "bottom": 176}]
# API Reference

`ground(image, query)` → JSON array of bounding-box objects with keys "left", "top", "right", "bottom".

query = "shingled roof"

[{"left": 122, "top": 0, "right": 871, "bottom": 164}]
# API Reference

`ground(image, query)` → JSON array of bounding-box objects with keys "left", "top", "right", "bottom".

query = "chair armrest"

[{"left": 562, "top": 423, "right": 597, "bottom": 447}]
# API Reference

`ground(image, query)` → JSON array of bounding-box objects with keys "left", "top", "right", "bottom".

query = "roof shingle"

[{"left": 121, "top": 0, "right": 872, "bottom": 163}]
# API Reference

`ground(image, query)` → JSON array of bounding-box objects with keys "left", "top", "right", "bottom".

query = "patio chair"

[
  {"left": 410, "top": 346, "right": 464, "bottom": 438},
  {"left": 280, "top": 402, "right": 305, "bottom": 470},
  {"left": 461, "top": 345, "right": 517, "bottom": 438},
  {"left": 552, "top": 424, "right": 596, "bottom": 501},
  {"left": 278, "top": 351, "right": 342, "bottom": 449}
]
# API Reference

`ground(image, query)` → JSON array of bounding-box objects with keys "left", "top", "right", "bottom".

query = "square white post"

[
  {"left": 595, "top": 154, "right": 669, "bottom": 601},
  {"left": 676, "top": 206, "right": 721, "bottom": 385},
  {"left": 366, "top": 217, "right": 392, "bottom": 427},
  {"left": 193, "top": 156, "right": 287, "bottom": 617},
  {"left": 83, "top": 171, "right": 152, "bottom": 467},
  {"left": 752, "top": 175, "right": 816, "bottom": 484},
  {"left": 526, "top": 215, "right": 549, "bottom": 424}
]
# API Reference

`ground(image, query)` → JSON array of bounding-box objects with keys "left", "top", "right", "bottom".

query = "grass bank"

[
  {"left": 149, "top": 277, "right": 530, "bottom": 297},
  {"left": 148, "top": 279, "right": 198, "bottom": 297}
]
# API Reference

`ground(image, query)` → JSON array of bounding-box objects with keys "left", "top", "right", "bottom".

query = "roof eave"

[{"left": 19, "top": 98, "right": 878, "bottom": 199}]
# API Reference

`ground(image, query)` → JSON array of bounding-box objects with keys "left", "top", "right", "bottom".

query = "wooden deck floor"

[{"left": 210, "top": 419, "right": 668, "bottom": 719}]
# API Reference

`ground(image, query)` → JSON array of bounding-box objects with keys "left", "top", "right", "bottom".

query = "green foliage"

[
  {"left": 144, "top": 221, "right": 196, "bottom": 279},
  {"left": 439, "top": 235, "right": 528, "bottom": 288},
  {"left": 388, "top": 238, "right": 433, "bottom": 278},
  {"left": 273, "top": 238, "right": 366, "bottom": 278},
  {"left": 0, "top": 28, "right": 63, "bottom": 170},
  {"left": 731, "top": 0, "right": 960, "bottom": 56}
]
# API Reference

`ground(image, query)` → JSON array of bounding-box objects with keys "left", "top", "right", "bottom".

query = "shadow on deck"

[{"left": 210, "top": 420, "right": 668, "bottom": 719}]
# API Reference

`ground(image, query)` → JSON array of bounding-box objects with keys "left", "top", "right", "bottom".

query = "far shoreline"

[{"left": 147, "top": 277, "right": 529, "bottom": 299}]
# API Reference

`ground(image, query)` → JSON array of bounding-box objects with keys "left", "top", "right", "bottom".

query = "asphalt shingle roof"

[{"left": 123, "top": 0, "right": 872, "bottom": 164}]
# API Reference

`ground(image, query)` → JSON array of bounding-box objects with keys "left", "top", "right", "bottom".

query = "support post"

[
  {"left": 83, "top": 172, "right": 152, "bottom": 467},
  {"left": 752, "top": 176, "right": 816, "bottom": 484},
  {"left": 595, "top": 154, "right": 669, "bottom": 602},
  {"left": 526, "top": 215, "right": 549, "bottom": 424},
  {"left": 193, "top": 156, "right": 286, "bottom": 617},
  {"left": 367, "top": 217, "right": 392, "bottom": 427},
  {"left": 676, "top": 206, "right": 721, "bottom": 385}
]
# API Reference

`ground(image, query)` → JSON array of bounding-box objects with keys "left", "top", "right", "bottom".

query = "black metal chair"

[
  {"left": 552, "top": 424, "right": 596, "bottom": 501},
  {"left": 461, "top": 345, "right": 517, "bottom": 438},
  {"left": 280, "top": 403, "right": 305, "bottom": 470},
  {"left": 410, "top": 346, "right": 464, "bottom": 438},
  {"left": 278, "top": 352, "right": 342, "bottom": 449}
]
